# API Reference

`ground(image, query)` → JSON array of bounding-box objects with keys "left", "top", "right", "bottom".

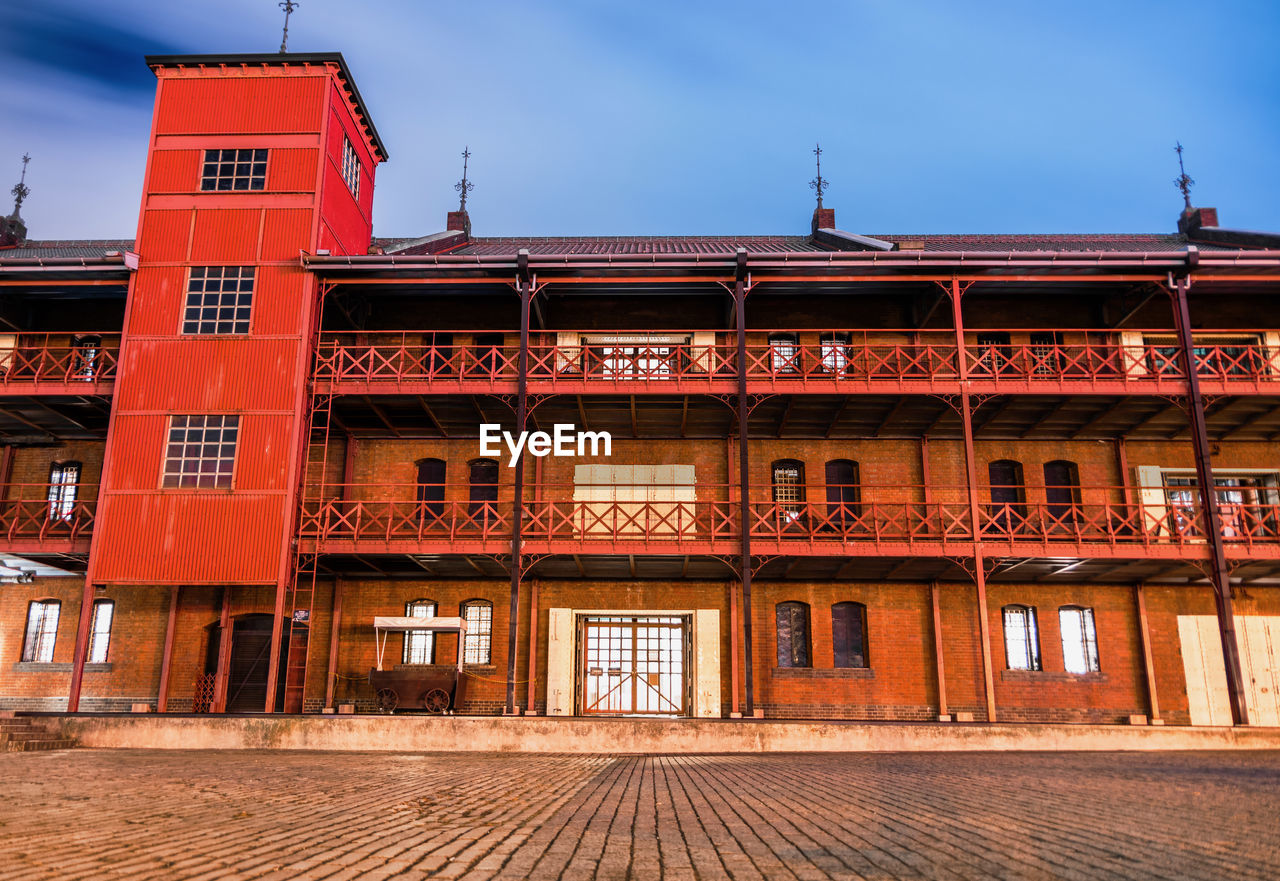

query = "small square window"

[
  {"left": 200, "top": 149, "right": 267, "bottom": 191},
  {"left": 162, "top": 415, "right": 239, "bottom": 489},
  {"left": 183, "top": 267, "right": 253, "bottom": 334}
]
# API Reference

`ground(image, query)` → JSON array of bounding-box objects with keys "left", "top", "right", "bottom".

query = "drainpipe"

[
  {"left": 506, "top": 249, "right": 531, "bottom": 715},
  {"left": 1171, "top": 265, "right": 1248, "bottom": 725},
  {"left": 734, "top": 248, "right": 755, "bottom": 716}
]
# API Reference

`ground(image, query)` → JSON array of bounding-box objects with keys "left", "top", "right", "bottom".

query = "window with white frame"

[
  {"left": 1002, "top": 604, "right": 1041, "bottom": 671},
  {"left": 200, "top": 149, "right": 267, "bottom": 191},
  {"left": 402, "top": 599, "right": 437, "bottom": 664},
  {"left": 1058, "top": 606, "right": 1099, "bottom": 674},
  {"left": 341, "top": 137, "right": 361, "bottom": 199},
  {"left": 184, "top": 267, "right": 253, "bottom": 334},
  {"left": 461, "top": 600, "right": 493, "bottom": 665},
  {"left": 21, "top": 600, "right": 60, "bottom": 663},
  {"left": 162, "top": 415, "right": 240, "bottom": 489},
  {"left": 47, "top": 460, "right": 81, "bottom": 522},
  {"left": 88, "top": 599, "right": 114, "bottom": 664}
]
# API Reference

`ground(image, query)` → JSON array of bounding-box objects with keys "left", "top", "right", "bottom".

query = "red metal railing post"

[
  {"left": 506, "top": 251, "right": 531, "bottom": 714},
  {"left": 735, "top": 249, "right": 756, "bottom": 716},
  {"left": 156, "top": 585, "right": 180, "bottom": 712},
  {"left": 1172, "top": 271, "right": 1248, "bottom": 725}
]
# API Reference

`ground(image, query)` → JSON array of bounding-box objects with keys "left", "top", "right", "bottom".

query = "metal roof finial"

[
  {"left": 9, "top": 154, "right": 30, "bottom": 219},
  {"left": 1174, "top": 141, "right": 1195, "bottom": 211},
  {"left": 809, "top": 142, "right": 828, "bottom": 209},
  {"left": 455, "top": 146, "right": 474, "bottom": 212},
  {"left": 278, "top": 0, "right": 299, "bottom": 54}
]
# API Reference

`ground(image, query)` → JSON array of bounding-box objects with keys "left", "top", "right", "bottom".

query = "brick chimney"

[
  {"left": 1178, "top": 206, "right": 1219, "bottom": 235},
  {"left": 811, "top": 206, "right": 835, "bottom": 235},
  {"left": 446, "top": 208, "right": 471, "bottom": 236}
]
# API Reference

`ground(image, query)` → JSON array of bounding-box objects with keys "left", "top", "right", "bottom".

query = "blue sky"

[{"left": 2, "top": 0, "right": 1278, "bottom": 239}]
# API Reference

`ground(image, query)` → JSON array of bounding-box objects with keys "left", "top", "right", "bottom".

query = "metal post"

[
  {"left": 729, "top": 580, "right": 740, "bottom": 717},
  {"left": 66, "top": 578, "right": 97, "bottom": 712},
  {"left": 950, "top": 280, "right": 997, "bottom": 722},
  {"left": 734, "top": 248, "right": 755, "bottom": 716},
  {"left": 1133, "top": 583, "right": 1161, "bottom": 723},
  {"left": 1171, "top": 274, "right": 1248, "bottom": 725},
  {"left": 325, "top": 579, "right": 343, "bottom": 709},
  {"left": 526, "top": 579, "right": 539, "bottom": 713},
  {"left": 213, "top": 588, "right": 233, "bottom": 713},
  {"left": 931, "top": 581, "right": 949, "bottom": 720},
  {"left": 506, "top": 250, "right": 531, "bottom": 715},
  {"left": 157, "top": 585, "right": 180, "bottom": 712}
]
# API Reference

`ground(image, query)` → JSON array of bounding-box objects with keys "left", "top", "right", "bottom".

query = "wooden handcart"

[{"left": 367, "top": 616, "right": 469, "bottom": 713}]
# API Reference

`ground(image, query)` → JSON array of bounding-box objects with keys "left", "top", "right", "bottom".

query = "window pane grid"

[
  {"left": 341, "top": 138, "right": 361, "bottom": 198},
  {"left": 1003, "top": 605, "right": 1041, "bottom": 671},
  {"left": 162, "top": 415, "right": 239, "bottom": 489},
  {"left": 1059, "top": 607, "right": 1099, "bottom": 674},
  {"left": 184, "top": 266, "right": 253, "bottom": 334},
  {"left": 47, "top": 461, "right": 81, "bottom": 521},
  {"left": 403, "top": 600, "right": 437, "bottom": 664},
  {"left": 462, "top": 602, "right": 492, "bottom": 665},
  {"left": 200, "top": 149, "right": 267, "bottom": 191}
]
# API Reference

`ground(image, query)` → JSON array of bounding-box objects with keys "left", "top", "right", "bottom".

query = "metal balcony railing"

[
  {"left": 0, "top": 334, "right": 120, "bottom": 390},
  {"left": 0, "top": 484, "right": 97, "bottom": 545},
  {"left": 296, "top": 482, "right": 1277, "bottom": 554},
  {"left": 312, "top": 329, "right": 1280, "bottom": 393}
]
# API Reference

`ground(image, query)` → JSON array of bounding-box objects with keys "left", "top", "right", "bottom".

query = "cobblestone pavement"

[{"left": 1, "top": 750, "right": 1278, "bottom": 880}]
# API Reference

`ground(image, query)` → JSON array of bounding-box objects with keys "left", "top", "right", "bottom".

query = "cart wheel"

[
  {"left": 376, "top": 688, "right": 399, "bottom": 713},
  {"left": 423, "top": 688, "right": 450, "bottom": 714}
]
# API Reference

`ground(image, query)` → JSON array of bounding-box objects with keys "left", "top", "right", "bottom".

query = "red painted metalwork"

[
  {"left": 312, "top": 328, "right": 1280, "bottom": 397},
  {"left": 157, "top": 585, "right": 179, "bottom": 713},
  {"left": 734, "top": 251, "right": 755, "bottom": 716},
  {"left": 0, "top": 334, "right": 119, "bottom": 394},
  {"left": 0, "top": 484, "right": 96, "bottom": 550}
]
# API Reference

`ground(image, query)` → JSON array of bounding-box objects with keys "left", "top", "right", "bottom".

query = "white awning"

[{"left": 373, "top": 616, "right": 467, "bottom": 633}]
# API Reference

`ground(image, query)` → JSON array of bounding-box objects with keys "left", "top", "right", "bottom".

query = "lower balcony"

[
  {"left": 296, "top": 483, "right": 1280, "bottom": 562},
  {"left": 0, "top": 485, "right": 96, "bottom": 558}
]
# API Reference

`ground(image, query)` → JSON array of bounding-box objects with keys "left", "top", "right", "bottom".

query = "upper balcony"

[
  {"left": 312, "top": 329, "right": 1280, "bottom": 398},
  {"left": 0, "top": 334, "right": 120, "bottom": 396},
  {"left": 296, "top": 481, "right": 1280, "bottom": 563}
]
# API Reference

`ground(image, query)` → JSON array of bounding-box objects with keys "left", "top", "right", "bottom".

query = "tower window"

[
  {"left": 341, "top": 137, "right": 361, "bottom": 199},
  {"left": 184, "top": 267, "right": 254, "bottom": 334},
  {"left": 200, "top": 149, "right": 267, "bottom": 191},
  {"left": 162, "top": 415, "right": 240, "bottom": 489}
]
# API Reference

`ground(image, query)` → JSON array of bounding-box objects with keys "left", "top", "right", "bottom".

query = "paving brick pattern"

[{"left": 1, "top": 750, "right": 1278, "bottom": 880}]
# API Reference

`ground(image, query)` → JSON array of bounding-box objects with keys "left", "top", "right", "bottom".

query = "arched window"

[
  {"left": 1002, "top": 604, "right": 1041, "bottom": 671},
  {"left": 403, "top": 599, "right": 437, "bottom": 664},
  {"left": 824, "top": 459, "right": 861, "bottom": 527},
  {"left": 768, "top": 333, "right": 800, "bottom": 374},
  {"left": 1043, "top": 460, "right": 1081, "bottom": 526},
  {"left": 468, "top": 459, "right": 499, "bottom": 518},
  {"left": 772, "top": 459, "right": 805, "bottom": 527},
  {"left": 1059, "top": 606, "right": 1099, "bottom": 673},
  {"left": 775, "top": 601, "right": 811, "bottom": 668},
  {"left": 988, "top": 459, "right": 1026, "bottom": 533},
  {"left": 832, "top": 602, "right": 868, "bottom": 668},
  {"left": 415, "top": 458, "right": 446, "bottom": 520},
  {"left": 88, "top": 599, "right": 115, "bottom": 663},
  {"left": 461, "top": 599, "right": 493, "bottom": 665},
  {"left": 21, "top": 600, "right": 60, "bottom": 663},
  {"left": 48, "top": 460, "right": 82, "bottom": 522}
]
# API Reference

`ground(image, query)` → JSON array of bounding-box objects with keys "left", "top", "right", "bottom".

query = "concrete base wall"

[{"left": 28, "top": 714, "right": 1280, "bottom": 753}]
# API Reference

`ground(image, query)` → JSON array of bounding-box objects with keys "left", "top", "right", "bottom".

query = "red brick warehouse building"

[{"left": 1, "top": 51, "right": 1278, "bottom": 726}]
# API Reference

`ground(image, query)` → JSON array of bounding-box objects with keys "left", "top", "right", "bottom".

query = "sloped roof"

[
  {"left": 441, "top": 236, "right": 829, "bottom": 256},
  {"left": 0, "top": 239, "right": 135, "bottom": 259}
]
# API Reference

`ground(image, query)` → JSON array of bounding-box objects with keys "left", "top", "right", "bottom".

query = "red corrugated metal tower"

[{"left": 67, "top": 54, "right": 386, "bottom": 711}]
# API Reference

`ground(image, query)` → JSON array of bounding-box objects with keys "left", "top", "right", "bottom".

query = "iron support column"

[
  {"left": 734, "top": 248, "right": 755, "bottom": 716},
  {"left": 66, "top": 577, "right": 97, "bottom": 712},
  {"left": 949, "top": 280, "right": 997, "bottom": 722},
  {"left": 506, "top": 250, "right": 532, "bottom": 714},
  {"left": 1171, "top": 273, "right": 1248, "bottom": 725},
  {"left": 157, "top": 585, "right": 180, "bottom": 712}
]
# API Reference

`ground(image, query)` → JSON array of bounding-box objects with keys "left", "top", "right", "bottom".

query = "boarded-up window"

[
  {"left": 776, "top": 601, "right": 811, "bottom": 668},
  {"left": 1059, "top": 606, "right": 1099, "bottom": 673},
  {"left": 416, "top": 458, "right": 446, "bottom": 519},
  {"left": 988, "top": 459, "right": 1025, "bottom": 532},
  {"left": 572, "top": 464, "right": 696, "bottom": 536},
  {"left": 825, "top": 459, "right": 860, "bottom": 526},
  {"left": 832, "top": 602, "right": 868, "bottom": 668},
  {"left": 1043, "top": 460, "right": 1081, "bottom": 525},
  {"left": 468, "top": 459, "right": 499, "bottom": 517},
  {"left": 1003, "top": 605, "right": 1041, "bottom": 671}
]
